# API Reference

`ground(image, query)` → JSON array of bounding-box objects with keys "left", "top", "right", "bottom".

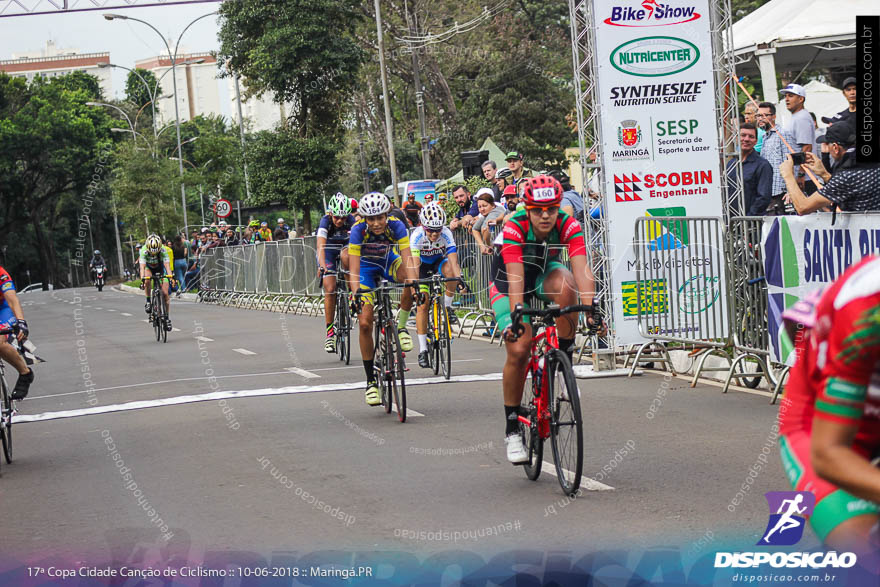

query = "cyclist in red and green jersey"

[
  {"left": 491, "top": 175, "right": 598, "bottom": 463},
  {"left": 778, "top": 255, "right": 880, "bottom": 558}
]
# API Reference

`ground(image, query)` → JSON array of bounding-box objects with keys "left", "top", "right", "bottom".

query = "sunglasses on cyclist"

[
  {"left": 526, "top": 206, "right": 559, "bottom": 217},
  {"left": 332, "top": 215, "right": 348, "bottom": 221},
  {"left": 424, "top": 227, "right": 443, "bottom": 234}
]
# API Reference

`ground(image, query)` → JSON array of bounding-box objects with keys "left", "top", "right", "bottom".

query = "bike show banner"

[
  {"left": 762, "top": 214, "right": 880, "bottom": 364},
  {"left": 593, "top": 0, "right": 727, "bottom": 345}
]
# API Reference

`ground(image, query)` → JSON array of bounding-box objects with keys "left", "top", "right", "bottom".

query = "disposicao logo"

[
  {"left": 611, "top": 36, "right": 700, "bottom": 77},
  {"left": 605, "top": 1, "right": 702, "bottom": 27},
  {"left": 715, "top": 491, "right": 858, "bottom": 569}
]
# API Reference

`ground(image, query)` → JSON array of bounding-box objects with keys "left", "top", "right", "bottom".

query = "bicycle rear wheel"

[
  {"left": 375, "top": 322, "right": 392, "bottom": 414},
  {"left": 337, "top": 292, "right": 350, "bottom": 364},
  {"left": 521, "top": 381, "right": 543, "bottom": 480},
  {"left": 387, "top": 323, "right": 406, "bottom": 423},
  {"left": 1, "top": 374, "right": 12, "bottom": 465},
  {"left": 548, "top": 350, "right": 583, "bottom": 496}
]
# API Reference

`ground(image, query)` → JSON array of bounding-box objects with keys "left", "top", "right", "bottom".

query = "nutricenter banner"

[{"left": 593, "top": 0, "right": 726, "bottom": 345}]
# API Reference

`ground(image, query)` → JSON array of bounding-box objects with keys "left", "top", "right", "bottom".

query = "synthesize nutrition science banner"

[{"left": 593, "top": 0, "right": 727, "bottom": 345}]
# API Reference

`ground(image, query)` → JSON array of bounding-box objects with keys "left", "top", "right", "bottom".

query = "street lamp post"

[
  {"left": 226, "top": 60, "right": 252, "bottom": 202},
  {"left": 104, "top": 11, "right": 218, "bottom": 233}
]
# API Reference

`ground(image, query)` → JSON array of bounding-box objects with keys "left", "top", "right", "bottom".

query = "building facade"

[
  {"left": 135, "top": 52, "right": 220, "bottom": 124},
  {"left": 0, "top": 41, "right": 112, "bottom": 96}
]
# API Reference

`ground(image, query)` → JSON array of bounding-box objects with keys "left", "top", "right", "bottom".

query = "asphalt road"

[{"left": 4, "top": 287, "right": 796, "bottom": 569}]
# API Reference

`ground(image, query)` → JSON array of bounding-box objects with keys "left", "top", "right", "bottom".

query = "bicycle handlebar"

[{"left": 509, "top": 303, "right": 600, "bottom": 339}]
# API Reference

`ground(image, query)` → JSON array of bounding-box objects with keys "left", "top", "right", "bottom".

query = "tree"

[
  {"left": 111, "top": 139, "right": 182, "bottom": 239},
  {"left": 247, "top": 129, "right": 338, "bottom": 234},
  {"left": 125, "top": 68, "right": 160, "bottom": 111},
  {"left": 0, "top": 72, "right": 114, "bottom": 287},
  {"left": 217, "top": 0, "right": 365, "bottom": 136}
]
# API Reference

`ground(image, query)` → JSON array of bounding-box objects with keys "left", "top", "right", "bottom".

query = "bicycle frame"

[{"left": 517, "top": 324, "right": 559, "bottom": 440}]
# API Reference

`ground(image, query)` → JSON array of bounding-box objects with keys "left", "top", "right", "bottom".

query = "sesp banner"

[
  {"left": 593, "top": 0, "right": 727, "bottom": 345},
  {"left": 762, "top": 213, "right": 880, "bottom": 364}
]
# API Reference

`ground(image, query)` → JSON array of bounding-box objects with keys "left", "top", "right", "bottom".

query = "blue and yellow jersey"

[{"left": 348, "top": 217, "right": 410, "bottom": 260}]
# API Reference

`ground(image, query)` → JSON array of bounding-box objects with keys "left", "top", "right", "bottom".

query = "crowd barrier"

[{"left": 199, "top": 212, "right": 861, "bottom": 397}]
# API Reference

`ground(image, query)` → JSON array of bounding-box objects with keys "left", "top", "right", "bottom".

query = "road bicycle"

[
  {"left": 0, "top": 326, "right": 20, "bottom": 474},
  {"left": 324, "top": 269, "right": 352, "bottom": 365},
  {"left": 511, "top": 303, "right": 593, "bottom": 496},
  {"left": 357, "top": 281, "right": 410, "bottom": 423},
  {"left": 414, "top": 274, "right": 467, "bottom": 380},
  {"left": 144, "top": 275, "right": 172, "bottom": 343}
]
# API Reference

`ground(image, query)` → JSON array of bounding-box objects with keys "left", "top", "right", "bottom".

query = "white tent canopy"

[{"left": 730, "top": 0, "right": 875, "bottom": 101}]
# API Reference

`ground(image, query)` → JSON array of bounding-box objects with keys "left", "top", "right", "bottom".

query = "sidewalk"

[{"left": 116, "top": 284, "right": 199, "bottom": 302}]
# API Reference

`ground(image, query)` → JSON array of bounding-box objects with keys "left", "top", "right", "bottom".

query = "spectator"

[
  {"left": 257, "top": 221, "right": 273, "bottom": 241},
  {"left": 504, "top": 151, "right": 534, "bottom": 185},
  {"left": 424, "top": 193, "right": 434, "bottom": 205},
  {"left": 471, "top": 191, "right": 506, "bottom": 254},
  {"left": 224, "top": 228, "right": 239, "bottom": 246},
  {"left": 241, "top": 226, "right": 257, "bottom": 244},
  {"left": 170, "top": 235, "right": 190, "bottom": 287},
  {"left": 782, "top": 121, "right": 880, "bottom": 214},
  {"left": 437, "top": 193, "right": 447, "bottom": 205},
  {"left": 482, "top": 160, "right": 504, "bottom": 200},
  {"left": 757, "top": 102, "right": 798, "bottom": 214},
  {"left": 726, "top": 123, "right": 773, "bottom": 216},
  {"left": 822, "top": 77, "right": 858, "bottom": 128},
  {"left": 274, "top": 218, "right": 289, "bottom": 241},
  {"left": 448, "top": 185, "right": 479, "bottom": 231},
  {"left": 549, "top": 170, "right": 585, "bottom": 223},
  {"left": 403, "top": 192, "right": 423, "bottom": 227},
  {"left": 492, "top": 166, "right": 512, "bottom": 201},
  {"left": 781, "top": 84, "right": 818, "bottom": 194},
  {"left": 743, "top": 101, "right": 765, "bottom": 153}
]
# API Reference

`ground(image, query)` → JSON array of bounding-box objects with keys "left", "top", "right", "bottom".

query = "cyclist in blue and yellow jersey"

[
  {"left": 317, "top": 192, "right": 358, "bottom": 353},
  {"left": 348, "top": 192, "right": 417, "bottom": 406},
  {"left": 139, "top": 234, "right": 174, "bottom": 331},
  {"left": 410, "top": 202, "right": 464, "bottom": 369},
  {"left": 0, "top": 265, "right": 34, "bottom": 400}
]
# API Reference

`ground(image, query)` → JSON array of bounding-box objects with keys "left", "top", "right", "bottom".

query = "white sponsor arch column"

[{"left": 568, "top": 0, "right": 741, "bottom": 352}]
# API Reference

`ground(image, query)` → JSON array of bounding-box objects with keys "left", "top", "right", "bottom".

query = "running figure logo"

[{"left": 758, "top": 491, "right": 815, "bottom": 546}]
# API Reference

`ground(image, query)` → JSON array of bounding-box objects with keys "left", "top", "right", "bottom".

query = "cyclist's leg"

[
  {"left": 780, "top": 432, "right": 880, "bottom": 566},
  {"left": 160, "top": 271, "right": 171, "bottom": 314},
  {"left": 0, "top": 307, "right": 28, "bottom": 377},
  {"left": 323, "top": 250, "right": 340, "bottom": 335},
  {"left": 491, "top": 283, "right": 533, "bottom": 428},
  {"left": 536, "top": 262, "right": 578, "bottom": 356},
  {"left": 388, "top": 253, "right": 414, "bottom": 351}
]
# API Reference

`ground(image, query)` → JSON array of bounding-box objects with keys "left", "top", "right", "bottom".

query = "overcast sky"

[{"left": 0, "top": 1, "right": 226, "bottom": 110}]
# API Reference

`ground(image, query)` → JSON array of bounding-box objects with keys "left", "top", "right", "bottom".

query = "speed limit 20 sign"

[{"left": 214, "top": 199, "right": 232, "bottom": 218}]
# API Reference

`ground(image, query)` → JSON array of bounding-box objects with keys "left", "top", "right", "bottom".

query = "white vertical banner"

[{"left": 592, "top": 0, "right": 727, "bottom": 345}]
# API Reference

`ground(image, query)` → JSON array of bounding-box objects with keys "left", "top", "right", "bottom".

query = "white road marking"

[
  {"left": 195, "top": 336, "right": 214, "bottom": 342},
  {"left": 95, "top": 307, "right": 102, "bottom": 310},
  {"left": 121, "top": 313, "right": 132, "bottom": 317},
  {"left": 107, "top": 308, "right": 116, "bottom": 312},
  {"left": 141, "top": 319, "right": 149, "bottom": 323},
  {"left": 17, "top": 374, "right": 493, "bottom": 423},
  {"left": 573, "top": 365, "right": 639, "bottom": 379},
  {"left": 542, "top": 462, "right": 615, "bottom": 491},
  {"left": 393, "top": 405, "right": 424, "bottom": 417},
  {"left": 28, "top": 360, "right": 491, "bottom": 401},
  {"left": 171, "top": 328, "right": 181, "bottom": 332},
  {"left": 232, "top": 348, "right": 257, "bottom": 355},
  {"left": 285, "top": 367, "right": 320, "bottom": 379}
]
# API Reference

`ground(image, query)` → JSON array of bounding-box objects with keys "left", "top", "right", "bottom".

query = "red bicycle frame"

[{"left": 517, "top": 324, "right": 559, "bottom": 439}]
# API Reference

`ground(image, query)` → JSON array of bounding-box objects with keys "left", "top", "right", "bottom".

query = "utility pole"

[
  {"left": 374, "top": 0, "right": 400, "bottom": 206},
  {"left": 406, "top": 2, "right": 432, "bottom": 179},
  {"left": 357, "top": 121, "right": 371, "bottom": 194},
  {"left": 230, "top": 66, "right": 252, "bottom": 202}
]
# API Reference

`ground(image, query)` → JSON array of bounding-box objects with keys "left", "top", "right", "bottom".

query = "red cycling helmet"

[
  {"left": 521, "top": 175, "right": 563, "bottom": 207},
  {"left": 350, "top": 198, "right": 359, "bottom": 210}
]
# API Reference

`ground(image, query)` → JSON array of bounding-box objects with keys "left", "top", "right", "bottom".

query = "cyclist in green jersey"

[{"left": 139, "top": 234, "right": 173, "bottom": 330}]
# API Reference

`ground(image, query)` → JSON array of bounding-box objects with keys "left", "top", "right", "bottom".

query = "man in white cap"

[
  {"left": 274, "top": 217, "right": 289, "bottom": 240},
  {"left": 781, "top": 83, "right": 818, "bottom": 194}
]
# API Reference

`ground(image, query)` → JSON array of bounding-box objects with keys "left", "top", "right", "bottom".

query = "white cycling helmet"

[
  {"left": 359, "top": 192, "right": 391, "bottom": 217},
  {"left": 419, "top": 202, "right": 446, "bottom": 229},
  {"left": 145, "top": 234, "right": 162, "bottom": 254},
  {"left": 328, "top": 192, "right": 352, "bottom": 217}
]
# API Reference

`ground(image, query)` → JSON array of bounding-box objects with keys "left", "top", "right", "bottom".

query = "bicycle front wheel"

[
  {"left": 1, "top": 374, "right": 12, "bottom": 465},
  {"left": 388, "top": 324, "right": 406, "bottom": 422},
  {"left": 549, "top": 350, "right": 583, "bottom": 496},
  {"left": 375, "top": 322, "right": 392, "bottom": 414},
  {"left": 152, "top": 295, "right": 162, "bottom": 342},
  {"left": 438, "top": 304, "right": 452, "bottom": 380},
  {"left": 429, "top": 301, "right": 440, "bottom": 375}
]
